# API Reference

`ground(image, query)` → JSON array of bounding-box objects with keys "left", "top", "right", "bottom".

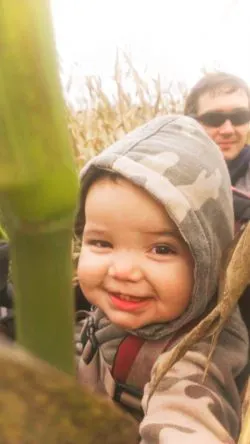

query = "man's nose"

[
  {"left": 108, "top": 252, "right": 142, "bottom": 281},
  {"left": 219, "top": 119, "right": 234, "bottom": 135}
]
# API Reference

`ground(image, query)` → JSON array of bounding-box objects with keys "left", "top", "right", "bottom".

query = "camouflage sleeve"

[{"left": 139, "top": 312, "right": 248, "bottom": 444}]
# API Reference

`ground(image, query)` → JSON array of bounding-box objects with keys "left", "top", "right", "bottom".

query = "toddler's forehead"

[{"left": 84, "top": 174, "right": 180, "bottom": 235}]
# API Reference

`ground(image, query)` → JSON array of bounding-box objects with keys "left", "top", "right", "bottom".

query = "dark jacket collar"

[{"left": 227, "top": 145, "right": 250, "bottom": 185}]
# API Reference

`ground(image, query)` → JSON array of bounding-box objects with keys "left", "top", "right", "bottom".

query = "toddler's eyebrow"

[
  {"left": 84, "top": 227, "right": 181, "bottom": 239},
  {"left": 144, "top": 229, "right": 181, "bottom": 238},
  {"left": 83, "top": 228, "right": 107, "bottom": 235}
]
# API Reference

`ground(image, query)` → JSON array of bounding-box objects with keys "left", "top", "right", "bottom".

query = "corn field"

[{"left": 67, "top": 52, "right": 188, "bottom": 169}]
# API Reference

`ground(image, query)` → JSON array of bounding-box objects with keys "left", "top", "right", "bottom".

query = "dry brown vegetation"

[{"left": 66, "top": 52, "right": 188, "bottom": 169}]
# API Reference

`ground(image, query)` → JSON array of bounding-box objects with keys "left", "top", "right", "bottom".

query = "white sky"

[{"left": 50, "top": 0, "right": 250, "bottom": 105}]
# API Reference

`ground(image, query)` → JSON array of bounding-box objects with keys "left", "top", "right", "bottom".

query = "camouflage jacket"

[{"left": 76, "top": 306, "right": 248, "bottom": 444}]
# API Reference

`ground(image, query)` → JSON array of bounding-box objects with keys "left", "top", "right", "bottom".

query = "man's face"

[{"left": 197, "top": 89, "right": 250, "bottom": 160}]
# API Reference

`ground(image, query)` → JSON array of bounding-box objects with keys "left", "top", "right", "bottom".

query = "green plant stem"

[
  {"left": 0, "top": 0, "right": 78, "bottom": 375},
  {"left": 11, "top": 228, "right": 75, "bottom": 375}
]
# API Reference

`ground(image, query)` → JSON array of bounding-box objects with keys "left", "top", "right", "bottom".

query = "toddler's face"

[{"left": 77, "top": 176, "right": 194, "bottom": 330}]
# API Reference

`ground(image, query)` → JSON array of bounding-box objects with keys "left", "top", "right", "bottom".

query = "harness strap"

[
  {"left": 99, "top": 348, "right": 143, "bottom": 411},
  {"left": 79, "top": 298, "right": 216, "bottom": 413},
  {"left": 112, "top": 335, "right": 145, "bottom": 383},
  {"left": 109, "top": 313, "right": 214, "bottom": 412},
  {"left": 107, "top": 331, "right": 188, "bottom": 412}
]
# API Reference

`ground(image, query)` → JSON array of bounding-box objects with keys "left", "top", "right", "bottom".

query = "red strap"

[
  {"left": 112, "top": 298, "right": 216, "bottom": 387},
  {"left": 111, "top": 328, "right": 190, "bottom": 386},
  {"left": 112, "top": 318, "right": 201, "bottom": 386},
  {"left": 112, "top": 335, "right": 145, "bottom": 383}
]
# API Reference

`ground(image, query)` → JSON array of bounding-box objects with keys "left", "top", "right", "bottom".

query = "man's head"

[{"left": 184, "top": 72, "right": 250, "bottom": 160}]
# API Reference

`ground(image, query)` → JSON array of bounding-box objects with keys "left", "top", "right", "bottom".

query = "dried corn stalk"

[{"left": 67, "top": 51, "right": 186, "bottom": 170}]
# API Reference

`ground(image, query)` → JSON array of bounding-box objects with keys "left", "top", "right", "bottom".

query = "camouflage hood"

[{"left": 77, "top": 115, "right": 234, "bottom": 338}]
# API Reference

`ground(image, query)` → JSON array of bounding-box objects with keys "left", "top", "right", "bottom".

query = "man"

[
  {"left": 184, "top": 72, "right": 250, "bottom": 192},
  {"left": 185, "top": 72, "right": 250, "bottom": 336},
  {"left": 184, "top": 72, "right": 250, "bottom": 222}
]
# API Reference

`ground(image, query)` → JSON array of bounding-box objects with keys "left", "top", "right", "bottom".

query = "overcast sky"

[{"left": 50, "top": 0, "right": 250, "bottom": 104}]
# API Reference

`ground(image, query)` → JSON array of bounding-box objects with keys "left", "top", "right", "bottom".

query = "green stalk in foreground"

[{"left": 0, "top": 0, "right": 78, "bottom": 375}]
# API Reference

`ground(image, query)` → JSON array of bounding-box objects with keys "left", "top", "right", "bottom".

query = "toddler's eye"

[
  {"left": 88, "top": 240, "right": 112, "bottom": 248},
  {"left": 152, "top": 244, "right": 175, "bottom": 255}
]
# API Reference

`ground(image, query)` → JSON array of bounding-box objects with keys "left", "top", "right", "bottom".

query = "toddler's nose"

[{"left": 108, "top": 253, "right": 142, "bottom": 281}]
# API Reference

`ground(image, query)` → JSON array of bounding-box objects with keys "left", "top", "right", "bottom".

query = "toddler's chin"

[{"left": 110, "top": 317, "right": 146, "bottom": 331}]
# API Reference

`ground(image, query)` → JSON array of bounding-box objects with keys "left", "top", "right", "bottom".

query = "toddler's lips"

[{"left": 109, "top": 292, "right": 151, "bottom": 312}]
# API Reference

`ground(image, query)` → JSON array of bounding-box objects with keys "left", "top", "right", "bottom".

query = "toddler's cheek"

[{"left": 77, "top": 257, "right": 105, "bottom": 289}]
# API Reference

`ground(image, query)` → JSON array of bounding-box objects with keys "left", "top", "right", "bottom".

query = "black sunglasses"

[{"left": 194, "top": 109, "right": 250, "bottom": 128}]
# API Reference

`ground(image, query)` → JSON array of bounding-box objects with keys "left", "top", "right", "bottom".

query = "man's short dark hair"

[{"left": 184, "top": 72, "right": 250, "bottom": 116}]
